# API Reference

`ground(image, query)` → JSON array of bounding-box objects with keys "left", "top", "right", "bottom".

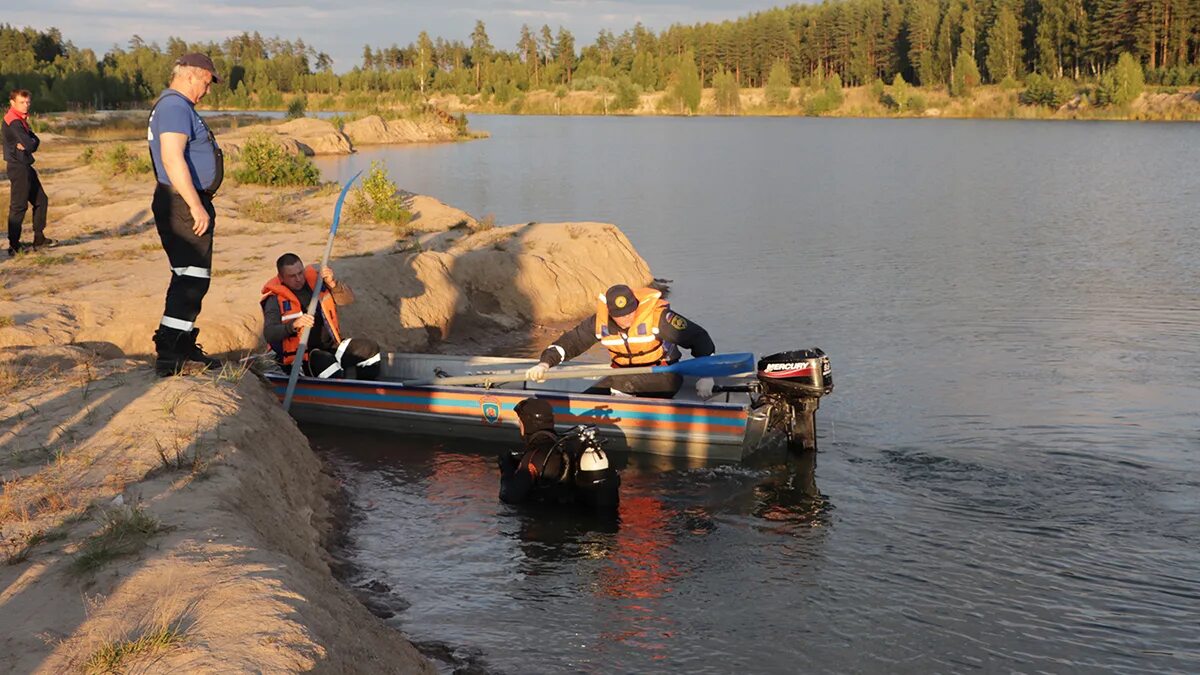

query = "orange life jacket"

[
  {"left": 594, "top": 287, "right": 671, "bottom": 367},
  {"left": 260, "top": 266, "right": 342, "bottom": 365}
]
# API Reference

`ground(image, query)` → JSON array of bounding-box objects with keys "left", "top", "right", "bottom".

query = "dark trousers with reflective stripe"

[
  {"left": 152, "top": 184, "right": 213, "bottom": 339},
  {"left": 302, "top": 337, "right": 381, "bottom": 381},
  {"left": 7, "top": 163, "right": 48, "bottom": 248},
  {"left": 589, "top": 372, "right": 682, "bottom": 399}
]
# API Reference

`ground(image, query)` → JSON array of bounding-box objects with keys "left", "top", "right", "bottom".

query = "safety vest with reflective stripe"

[
  {"left": 594, "top": 287, "right": 671, "bottom": 367},
  {"left": 260, "top": 266, "right": 342, "bottom": 365}
]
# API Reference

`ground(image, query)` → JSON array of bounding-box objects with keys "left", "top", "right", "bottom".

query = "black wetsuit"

[
  {"left": 499, "top": 430, "right": 619, "bottom": 510},
  {"left": 537, "top": 309, "right": 715, "bottom": 398}
]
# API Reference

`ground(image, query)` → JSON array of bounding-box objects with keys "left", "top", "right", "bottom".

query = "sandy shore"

[{"left": 0, "top": 131, "right": 650, "bottom": 671}]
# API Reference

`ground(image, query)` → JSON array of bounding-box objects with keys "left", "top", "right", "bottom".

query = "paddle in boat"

[{"left": 265, "top": 348, "right": 833, "bottom": 462}]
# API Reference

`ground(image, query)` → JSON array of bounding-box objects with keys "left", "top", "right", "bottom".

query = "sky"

[{"left": 7, "top": 0, "right": 794, "bottom": 73}]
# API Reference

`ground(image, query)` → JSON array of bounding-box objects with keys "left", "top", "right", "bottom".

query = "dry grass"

[
  {"left": 82, "top": 619, "right": 187, "bottom": 674},
  {"left": 242, "top": 196, "right": 284, "bottom": 223},
  {"left": 474, "top": 213, "right": 496, "bottom": 232},
  {"left": 18, "top": 253, "right": 74, "bottom": 267},
  {"left": 0, "top": 460, "right": 84, "bottom": 527},
  {"left": 0, "top": 315, "right": 14, "bottom": 328},
  {"left": 69, "top": 505, "right": 166, "bottom": 576},
  {"left": 152, "top": 428, "right": 212, "bottom": 478},
  {"left": 3, "top": 515, "right": 79, "bottom": 565}
]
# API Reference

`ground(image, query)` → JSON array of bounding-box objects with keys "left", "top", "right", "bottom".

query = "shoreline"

[{"left": 0, "top": 130, "right": 650, "bottom": 671}]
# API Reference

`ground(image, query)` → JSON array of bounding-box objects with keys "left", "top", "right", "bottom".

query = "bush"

[
  {"left": 951, "top": 49, "right": 982, "bottom": 97},
  {"left": 712, "top": 69, "right": 740, "bottom": 114},
  {"left": 869, "top": 78, "right": 886, "bottom": 100},
  {"left": 231, "top": 133, "right": 321, "bottom": 187},
  {"left": 348, "top": 161, "right": 412, "bottom": 234},
  {"left": 765, "top": 61, "right": 793, "bottom": 107},
  {"left": 614, "top": 77, "right": 640, "bottom": 111},
  {"left": 804, "top": 74, "right": 844, "bottom": 115},
  {"left": 87, "top": 143, "right": 152, "bottom": 176},
  {"left": 285, "top": 96, "right": 307, "bottom": 119},
  {"left": 1020, "top": 73, "right": 1075, "bottom": 108},
  {"left": 1096, "top": 52, "right": 1145, "bottom": 107}
]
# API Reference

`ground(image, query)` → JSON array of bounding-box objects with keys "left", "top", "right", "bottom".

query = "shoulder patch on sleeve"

[{"left": 668, "top": 313, "right": 688, "bottom": 330}]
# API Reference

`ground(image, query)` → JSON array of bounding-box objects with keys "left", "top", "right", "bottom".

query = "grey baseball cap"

[{"left": 175, "top": 53, "right": 221, "bottom": 83}]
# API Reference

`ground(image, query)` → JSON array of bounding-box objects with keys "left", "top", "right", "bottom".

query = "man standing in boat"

[
  {"left": 525, "top": 284, "right": 716, "bottom": 399},
  {"left": 260, "top": 252, "right": 382, "bottom": 380}
]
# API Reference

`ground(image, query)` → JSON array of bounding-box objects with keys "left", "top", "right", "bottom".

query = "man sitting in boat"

[
  {"left": 525, "top": 284, "right": 716, "bottom": 398},
  {"left": 499, "top": 397, "right": 619, "bottom": 510},
  {"left": 260, "top": 253, "right": 382, "bottom": 380}
]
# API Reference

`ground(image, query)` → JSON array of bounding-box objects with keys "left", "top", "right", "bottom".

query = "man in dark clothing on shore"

[
  {"left": 3, "top": 89, "right": 53, "bottom": 256},
  {"left": 147, "top": 53, "right": 225, "bottom": 376},
  {"left": 260, "top": 253, "right": 382, "bottom": 380},
  {"left": 524, "top": 284, "right": 717, "bottom": 399}
]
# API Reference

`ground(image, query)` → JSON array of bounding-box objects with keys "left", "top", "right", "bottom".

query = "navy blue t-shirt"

[{"left": 147, "top": 89, "right": 220, "bottom": 191}]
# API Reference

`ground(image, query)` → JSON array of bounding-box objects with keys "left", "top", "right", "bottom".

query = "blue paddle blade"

[
  {"left": 656, "top": 352, "right": 756, "bottom": 377},
  {"left": 329, "top": 170, "right": 363, "bottom": 237}
]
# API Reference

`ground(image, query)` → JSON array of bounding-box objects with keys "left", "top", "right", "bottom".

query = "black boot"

[
  {"left": 183, "top": 328, "right": 224, "bottom": 370},
  {"left": 153, "top": 327, "right": 188, "bottom": 377}
]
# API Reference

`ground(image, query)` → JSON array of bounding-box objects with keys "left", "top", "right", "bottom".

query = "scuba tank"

[{"left": 571, "top": 426, "right": 620, "bottom": 510}]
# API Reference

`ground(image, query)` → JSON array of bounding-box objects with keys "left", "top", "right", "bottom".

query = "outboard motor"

[{"left": 756, "top": 349, "right": 833, "bottom": 452}]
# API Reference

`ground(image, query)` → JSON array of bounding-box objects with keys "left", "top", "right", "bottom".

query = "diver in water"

[{"left": 498, "top": 397, "right": 620, "bottom": 510}]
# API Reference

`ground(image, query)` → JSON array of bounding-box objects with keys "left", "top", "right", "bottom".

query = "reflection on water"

[
  {"left": 309, "top": 117, "right": 1200, "bottom": 672},
  {"left": 309, "top": 426, "right": 839, "bottom": 673}
]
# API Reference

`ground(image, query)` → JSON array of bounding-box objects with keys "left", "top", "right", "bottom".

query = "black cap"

[
  {"left": 605, "top": 284, "right": 638, "bottom": 318},
  {"left": 514, "top": 398, "right": 554, "bottom": 434},
  {"left": 175, "top": 53, "right": 221, "bottom": 83}
]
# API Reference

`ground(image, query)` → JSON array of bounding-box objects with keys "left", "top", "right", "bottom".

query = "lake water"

[{"left": 310, "top": 116, "right": 1200, "bottom": 673}]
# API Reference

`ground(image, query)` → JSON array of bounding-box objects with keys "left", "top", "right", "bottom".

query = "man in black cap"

[
  {"left": 499, "top": 398, "right": 568, "bottom": 504},
  {"left": 146, "top": 53, "right": 225, "bottom": 376},
  {"left": 498, "top": 397, "right": 619, "bottom": 509},
  {"left": 524, "top": 283, "right": 716, "bottom": 398}
]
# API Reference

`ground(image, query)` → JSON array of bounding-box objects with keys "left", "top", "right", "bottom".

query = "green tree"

[
  {"left": 1096, "top": 51, "right": 1145, "bottom": 106},
  {"left": 555, "top": 27, "right": 576, "bottom": 84},
  {"left": 614, "top": 76, "right": 640, "bottom": 110},
  {"left": 671, "top": 49, "right": 702, "bottom": 113},
  {"left": 1020, "top": 72, "right": 1074, "bottom": 106},
  {"left": 950, "top": 47, "right": 981, "bottom": 96},
  {"left": 470, "top": 20, "right": 493, "bottom": 90},
  {"left": 985, "top": 4, "right": 1024, "bottom": 82},
  {"left": 415, "top": 31, "right": 434, "bottom": 94},
  {"left": 713, "top": 68, "right": 740, "bottom": 113},
  {"left": 764, "top": 60, "right": 792, "bottom": 107},
  {"left": 887, "top": 72, "right": 911, "bottom": 112}
]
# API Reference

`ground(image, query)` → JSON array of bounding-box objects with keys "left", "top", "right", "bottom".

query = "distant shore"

[{"left": 426, "top": 84, "right": 1200, "bottom": 122}]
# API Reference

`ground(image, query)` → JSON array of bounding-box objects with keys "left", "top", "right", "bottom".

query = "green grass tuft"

[
  {"left": 69, "top": 506, "right": 165, "bottom": 576},
  {"left": 83, "top": 621, "right": 186, "bottom": 674}
]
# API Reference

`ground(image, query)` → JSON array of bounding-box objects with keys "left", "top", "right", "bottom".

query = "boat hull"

[{"left": 266, "top": 365, "right": 785, "bottom": 462}]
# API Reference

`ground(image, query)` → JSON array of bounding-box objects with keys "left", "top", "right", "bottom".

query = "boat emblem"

[{"left": 480, "top": 396, "right": 501, "bottom": 424}]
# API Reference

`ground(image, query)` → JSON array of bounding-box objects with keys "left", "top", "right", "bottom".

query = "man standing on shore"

[
  {"left": 147, "top": 53, "right": 226, "bottom": 376},
  {"left": 3, "top": 89, "right": 53, "bottom": 257}
]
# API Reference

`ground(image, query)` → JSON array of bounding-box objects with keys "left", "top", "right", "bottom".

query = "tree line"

[{"left": 1, "top": 0, "right": 1196, "bottom": 112}]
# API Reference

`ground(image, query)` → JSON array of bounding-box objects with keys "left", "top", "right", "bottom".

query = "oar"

[
  {"left": 282, "top": 171, "right": 362, "bottom": 412},
  {"left": 404, "top": 352, "right": 756, "bottom": 387}
]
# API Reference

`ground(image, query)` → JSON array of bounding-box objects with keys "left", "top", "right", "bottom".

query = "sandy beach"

[{"left": 0, "top": 125, "right": 650, "bottom": 672}]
